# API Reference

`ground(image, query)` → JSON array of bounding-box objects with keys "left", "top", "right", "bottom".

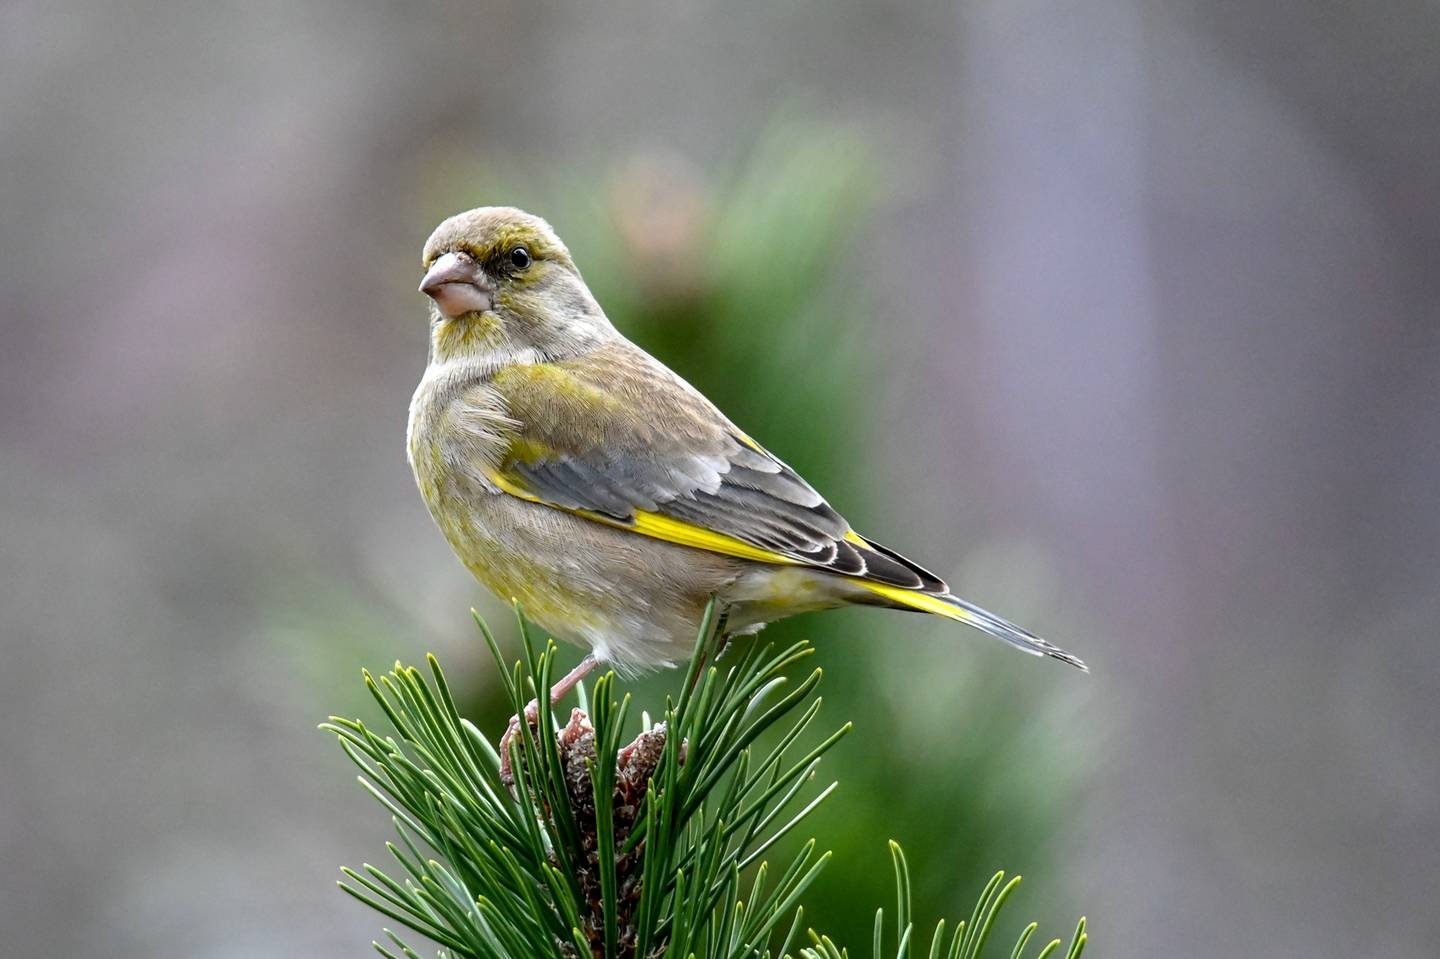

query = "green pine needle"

[{"left": 809, "top": 855, "right": 1087, "bottom": 959}]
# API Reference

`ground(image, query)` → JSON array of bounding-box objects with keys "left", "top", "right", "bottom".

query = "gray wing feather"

[
  {"left": 512, "top": 431, "right": 937, "bottom": 587},
  {"left": 493, "top": 342, "right": 947, "bottom": 591}
]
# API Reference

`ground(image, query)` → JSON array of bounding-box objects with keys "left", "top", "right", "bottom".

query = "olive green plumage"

[{"left": 408, "top": 206, "right": 1085, "bottom": 674}]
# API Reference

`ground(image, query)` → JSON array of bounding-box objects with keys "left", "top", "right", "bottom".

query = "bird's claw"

[{"left": 497, "top": 700, "right": 541, "bottom": 786}]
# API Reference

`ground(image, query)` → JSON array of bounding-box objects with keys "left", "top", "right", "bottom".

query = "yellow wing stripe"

[
  {"left": 487, "top": 470, "right": 548, "bottom": 504},
  {"left": 487, "top": 469, "right": 803, "bottom": 567},
  {"left": 731, "top": 429, "right": 769, "bottom": 455},
  {"left": 625, "top": 512, "right": 804, "bottom": 565},
  {"left": 854, "top": 580, "right": 976, "bottom": 625}
]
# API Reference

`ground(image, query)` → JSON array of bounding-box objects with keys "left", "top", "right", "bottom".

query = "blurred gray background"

[{"left": 3, "top": 1, "right": 1438, "bottom": 956}]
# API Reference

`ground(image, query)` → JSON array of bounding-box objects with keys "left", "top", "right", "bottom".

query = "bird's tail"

[{"left": 856, "top": 580, "right": 1088, "bottom": 672}]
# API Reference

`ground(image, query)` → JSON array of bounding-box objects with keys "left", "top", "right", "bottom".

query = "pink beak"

[{"left": 419, "top": 252, "right": 495, "bottom": 318}]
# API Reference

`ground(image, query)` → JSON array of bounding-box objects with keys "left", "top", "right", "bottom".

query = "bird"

[{"left": 408, "top": 207, "right": 1085, "bottom": 766}]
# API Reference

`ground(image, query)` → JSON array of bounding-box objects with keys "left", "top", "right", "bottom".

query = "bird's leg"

[{"left": 499, "top": 653, "right": 598, "bottom": 785}]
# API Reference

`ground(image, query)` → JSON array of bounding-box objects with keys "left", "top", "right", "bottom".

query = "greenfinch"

[{"left": 409, "top": 207, "right": 1086, "bottom": 709}]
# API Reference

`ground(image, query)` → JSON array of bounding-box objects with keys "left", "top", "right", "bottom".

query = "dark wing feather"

[{"left": 489, "top": 341, "right": 948, "bottom": 592}]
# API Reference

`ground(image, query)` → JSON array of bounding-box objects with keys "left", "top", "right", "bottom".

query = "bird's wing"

[{"left": 472, "top": 341, "right": 948, "bottom": 593}]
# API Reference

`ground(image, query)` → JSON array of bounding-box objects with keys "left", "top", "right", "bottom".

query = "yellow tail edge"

[
  {"left": 856, "top": 580, "right": 1089, "bottom": 672},
  {"left": 859, "top": 581, "right": 978, "bottom": 622}
]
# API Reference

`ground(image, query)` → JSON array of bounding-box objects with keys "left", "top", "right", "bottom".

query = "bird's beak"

[{"left": 419, "top": 251, "right": 495, "bottom": 319}]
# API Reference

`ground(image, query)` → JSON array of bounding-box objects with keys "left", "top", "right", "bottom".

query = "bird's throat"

[{"left": 430, "top": 312, "right": 508, "bottom": 365}]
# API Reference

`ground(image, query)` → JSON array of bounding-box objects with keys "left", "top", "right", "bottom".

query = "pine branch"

[
  {"left": 324, "top": 601, "right": 847, "bottom": 958},
  {"left": 795, "top": 843, "right": 1087, "bottom": 959},
  {"left": 323, "top": 602, "right": 1091, "bottom": 958}
]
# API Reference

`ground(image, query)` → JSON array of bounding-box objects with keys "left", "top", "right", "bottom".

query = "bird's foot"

[
  {"left": 496, "top": 653, "right": 599, "bottom": 786},
  {"left": 498, "top": 699, "right": 541, "bottom": 786}
]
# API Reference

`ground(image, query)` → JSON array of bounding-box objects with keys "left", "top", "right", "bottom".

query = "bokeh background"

[{"left": 3, "top": 1, "right": 1438, "bottom": 956}]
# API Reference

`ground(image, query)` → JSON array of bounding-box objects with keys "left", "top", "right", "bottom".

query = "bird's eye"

[{"left": 508, "top": 246, "right": 532, "bottom": 270}]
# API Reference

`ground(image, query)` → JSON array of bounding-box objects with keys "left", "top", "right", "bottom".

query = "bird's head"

[{"left": 419, "top": 207, "right": 615, "bottom": 365}]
